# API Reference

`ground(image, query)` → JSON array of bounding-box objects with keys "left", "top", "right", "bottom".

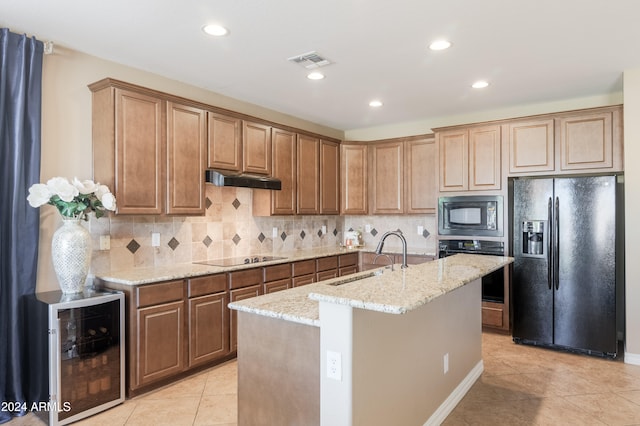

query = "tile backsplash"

[{"left": 88, "top": 185, "right": 436, "bottom": 273}]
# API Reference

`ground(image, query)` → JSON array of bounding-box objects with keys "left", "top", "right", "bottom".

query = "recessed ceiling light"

[
  {"left": 472, "top": 80, "right": 489, "bottom": 89},
  {"left": 203, "top": 24, "right": 229, "bottom": 37},
  {"left": 429, "top": 40, "right": 452, "bottom": 51},
  {"left": 369, "top": 100, "right": 383, "bottom": 107},
  {"left": 307, "top": 72, "right": 325, "bottom": 80}
]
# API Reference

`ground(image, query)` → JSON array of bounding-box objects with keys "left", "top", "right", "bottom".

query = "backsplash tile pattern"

[{"left": 89, "top": 185, "right": 437, "bottom": 274}]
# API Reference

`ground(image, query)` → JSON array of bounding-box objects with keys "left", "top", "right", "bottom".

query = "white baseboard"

[
  {"left": 423, "top": 360, "right": 484, "bottom": 426},
  {"left": 625, "top": 351, "right": 640, "bottom": 365}
]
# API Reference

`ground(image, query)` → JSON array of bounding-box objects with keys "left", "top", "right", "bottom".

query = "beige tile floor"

[{"left": 7, "top": 331, "right": 640, "bottom": 425}]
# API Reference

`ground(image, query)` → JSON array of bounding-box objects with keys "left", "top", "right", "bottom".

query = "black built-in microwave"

[{"left": 438, "top": 195, "right": 503, "bottom": 237}]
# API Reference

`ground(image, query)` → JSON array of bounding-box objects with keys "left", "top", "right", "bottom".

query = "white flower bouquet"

[{"left": 27, "top": 177, "right": 116, "bottom": 220}]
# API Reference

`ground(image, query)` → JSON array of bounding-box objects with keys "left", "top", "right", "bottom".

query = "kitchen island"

[{"left": 229, "top": 253, "right": 513, "bottom": 426}]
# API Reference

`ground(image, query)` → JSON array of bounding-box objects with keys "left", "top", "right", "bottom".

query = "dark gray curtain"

[{"left": 0, "top": 29, "right": 44, "bottom": 423}]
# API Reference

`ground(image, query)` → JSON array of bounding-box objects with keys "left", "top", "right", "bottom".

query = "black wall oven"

[{"left": 438, "top": 239, "right": 505, "bottom": 303}]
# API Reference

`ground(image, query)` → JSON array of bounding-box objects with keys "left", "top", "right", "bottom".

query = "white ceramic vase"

[{"left": 51, "top": 217, "right": 92, "bottom": 294}]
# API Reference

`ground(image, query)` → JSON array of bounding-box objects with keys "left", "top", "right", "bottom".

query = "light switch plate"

[
  {"left": 151, "top": 232, "right": 160, "bottom": 247},
  {"left": 417, "top": 225, "right": 424, "bottom": 235}
]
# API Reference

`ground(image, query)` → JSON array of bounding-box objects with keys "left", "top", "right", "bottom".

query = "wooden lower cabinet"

[
  {"left": 136, "top": 300, "right": 184, "bottom": 388},
  {"left": 263, "top": 263, "right": 292, "bottom": 294},
  {"left": 292, "top": 259, "right": 316, "bottom": 287},
  {"left": 230, "top": 284, "right": 262, "bottom": 351},
  {"left": 188, "top": 293, "right": 229, "bottom": 368}
]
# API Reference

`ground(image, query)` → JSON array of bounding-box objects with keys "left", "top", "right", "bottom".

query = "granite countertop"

[
  {"left": 228, "top": 253, "right": 513, "bottom": 326},
  {"left": 93, "top": 246, "right": 437, "bottom": 286}
]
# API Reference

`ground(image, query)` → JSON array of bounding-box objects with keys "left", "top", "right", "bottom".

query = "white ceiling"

[{"left": 2, "top": 0, "right": 640, "bottom": 131}]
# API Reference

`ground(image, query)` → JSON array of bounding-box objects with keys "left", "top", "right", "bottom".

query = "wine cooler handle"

[{"left": 547, "top": 197, "right": 553, "bottom": 290}]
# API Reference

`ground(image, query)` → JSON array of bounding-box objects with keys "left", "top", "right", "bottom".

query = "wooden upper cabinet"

[
  {"left": 509, "top": 119, "right": 555, "bottom": 174},
  {"left": 166, "top": 102, "right": 206, "bottom": 215},
  {"left": 405, "top": 136, "right": 436, "bottom": 213},
  {"left": 559, "top": 111, "right": 613, "bottom": 171},
  {"left": 340, "top": 143, "right": 368, "bottom": 215},
  {"left": 320, "top": 140, "right": 340, "bottom": 215},
  {"left": 468, "top": 125, "right": 501, "bottom": 191},
  {"left": 370, "top": 140, "right": 403, "bottom": 214},
  {"left": 254, "top": 127, "right": 297, "bottom": 216},
  {"left": 243, "top": 121, "right": 271, "bottom": 175},
  {"left": 207, "top": 112, "right": 241, "bottom": 171},
  {"left": 93, "top": 86, "right": 164, "bottom": 215},
  {"left": 438, "top": 130, "right": 468, "bottom": 192},
  {"left": 297, "top": 134, "right": 320, "bottom": 214},
  {"left": 438, "top": 125, "right": 501, "bottom": 192},
  {"left": 271, "top": 128, "right": 297, "bottom": 214}
]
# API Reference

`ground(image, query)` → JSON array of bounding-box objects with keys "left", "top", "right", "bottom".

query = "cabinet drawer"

[
  {"left": 229, "top": 268, "right": 262, "bottom": 290},
  {"left": 263, "top": 263, "right": 291, "bottom": 282},
  {"left": 188, "top": 274, "right": 227, "bottom": 298},
  {"left": 339, "top": 253, "right": 358, "bottom": 267},
  {"left": 292, "top": 259, "right": 315, "bottom": 277},
  {"left": 339, "top": 265, "right": 358, "bottom": 276},
  {"left": 137, "top": 280, "right": 184, "bottom": 308},
  {"left": 317, "top": 269, "right": 338, "bottom": 282},
  {"left": 316, "top": 256, "right": 338, "bottom": 272},
  {"left": 482, "top": 306, "right": 504, "bottom": 328}
]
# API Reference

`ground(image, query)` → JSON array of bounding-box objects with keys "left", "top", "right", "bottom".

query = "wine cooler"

[{"left": 25, "top": 289, "right": 125, "bottom": 425}]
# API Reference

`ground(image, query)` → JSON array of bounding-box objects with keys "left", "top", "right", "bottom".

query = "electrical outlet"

[
  {"left": 99, "top": 235, "right": 110, "bottom": 250},
  {"left": 322, "top": 225, "right": 327, "bottom": 234},
  {"left": 327, "top": 350, "right": 342, "bottom": 381},
  {"left": 151, "top": 232, "right": 160, "bottom": 247},
  {"left": 417, "top": 225, "right": 424, "bottom": 235},
  {"left": 443, "top": 353, "right": 449, "bottom": 374},
  {"left": 365, "top": 224, "right": 371, "bottom": 233},
  {"left": 273, "top": 227, "right": 278, "bottom": 238}
]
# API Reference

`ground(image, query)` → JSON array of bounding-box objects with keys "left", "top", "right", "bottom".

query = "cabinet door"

[
  {"left": 136, "top": 301, "right": 184, "bottom": 387},
  {"left": 468, "top": 125, "right": 501, "bottom": 191},
  {"left": 230, "top": 285, "right": 262, "bottom": 351},
  {"left": 438, "top": 129, "right": 468, "bottom": 192},
  {"left": 339, "top": 265, "right": 358, "bottom": 276},
  {"left": 188, "top": 292, "right": 229, "bottom": 368},
  {"left": 371, "top": 141, "right": 403, "bottom": 214},
  {"left": 340, "top": 144, "right": 368, "bottom": 215},
  {"left": 271, "top": 127, "right": 297, "bottom": 214},
  {"left": 115, "top": 88, "right": 164, "bottom": 214},
  {"left": 405, "top": 137, "right": 436, "bottom": 213},
  {"left": 297, "top": 134, "right": 320, "bottom": 214},
  {"left": 292, "top": 274, "right": 315, "bottom": 287},
  {"left": 559, "top": 111, "right": 613, "bottom": 171},
  {"left": 243, "top": 121, "right": 271, "bottom": 175},
  {"left": 264, "top": 278, "right": 291, "bottom": 294},
  {"left": 166, "top": 102, "right": 206, "bottom": 215},
  {"left": 320, "top": 140, "right": 340, "bottom": 215},
  {"left": 207, "top": 112, "right": 241, "bottom": 171},
  {"left": 509, "top": 119, "right": 555, "bottom": 174}
]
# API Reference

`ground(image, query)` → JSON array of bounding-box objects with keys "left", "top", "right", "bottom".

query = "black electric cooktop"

[{"left": 194, "top": 255, "right": 288, "bottom": 267}]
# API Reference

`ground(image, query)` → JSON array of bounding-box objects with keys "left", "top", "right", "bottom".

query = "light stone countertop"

[
  {"left": 228, "top": 253, "right": 513, "bottom": 327},
  {"left": 93, "top": 246, "right": 437, "bottom": 286}
]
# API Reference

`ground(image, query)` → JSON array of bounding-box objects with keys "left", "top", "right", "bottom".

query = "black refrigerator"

[{"left": 511, "top": 175, "right": 622, "bottom": 357}]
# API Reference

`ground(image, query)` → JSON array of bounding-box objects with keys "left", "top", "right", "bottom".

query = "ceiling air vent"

[{"left": 287, "top": 51, "right": 332, "bottom": 69}]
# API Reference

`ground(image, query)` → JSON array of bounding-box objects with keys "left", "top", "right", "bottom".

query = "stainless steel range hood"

[{"left": 205, "top": 169, "right": 282, "bottom": 190}]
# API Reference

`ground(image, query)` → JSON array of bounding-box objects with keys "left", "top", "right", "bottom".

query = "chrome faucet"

[{"left": 375, "top": 230, "right": 408, "bottom": 269}]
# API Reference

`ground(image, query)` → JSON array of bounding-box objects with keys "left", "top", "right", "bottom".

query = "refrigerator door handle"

[
  {"left": 547, "top": 197, "right": 553, "bottom": 290},
  {"left": 554, "top": 196, "right": 560, "bottom": 290}
]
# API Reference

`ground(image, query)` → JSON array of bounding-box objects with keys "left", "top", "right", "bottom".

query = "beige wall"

[{"left": 623, "top": 70, "right": 640, "bottom": 360}]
